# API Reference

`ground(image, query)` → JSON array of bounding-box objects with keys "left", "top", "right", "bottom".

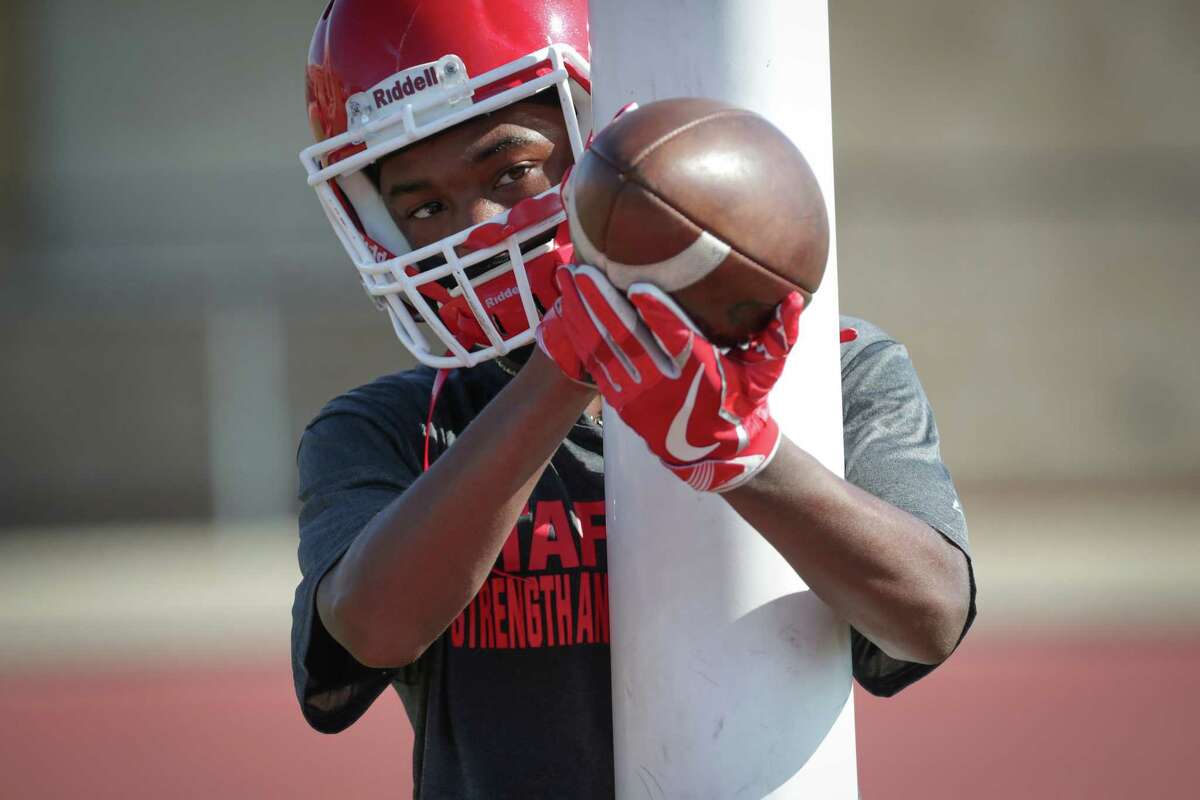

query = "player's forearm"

[
  {"left": 724, "top": 438, "right": 970, "bottom": 665},
  {"left": 318, "top": 349, "right": 594, "bottom": 668}
]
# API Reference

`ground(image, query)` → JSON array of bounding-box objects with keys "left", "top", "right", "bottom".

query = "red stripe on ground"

[
  {"left": 1, "top": 635, "right": 1196, "bottom": 798},
  {"left": 0, "top": 660, "right": 412, "bottom": 799},
  {"left": 855, "top": 635, "right": 1200, "bottom": 799}
]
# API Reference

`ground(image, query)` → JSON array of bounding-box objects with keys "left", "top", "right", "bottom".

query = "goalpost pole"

[{"left": 589, "top": 2, "right": 858, "bottom": 796}]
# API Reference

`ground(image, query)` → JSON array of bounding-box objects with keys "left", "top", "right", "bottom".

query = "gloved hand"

[
  {"left": 553, "top": 264, "right": 805, "bottom": 492},
  {"left": 533, "top": 101, "right": 643, "bottom": 386},
  {"left": 534, "top": 295, "right": 594, "bottom": 387}
]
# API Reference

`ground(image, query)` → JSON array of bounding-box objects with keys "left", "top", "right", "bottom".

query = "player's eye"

[
  {"left": 408, "top": 200, "right": 444, "bottom": 220},
  {"left": 496, "top": 163, "right": 536, "bottom": 187}
]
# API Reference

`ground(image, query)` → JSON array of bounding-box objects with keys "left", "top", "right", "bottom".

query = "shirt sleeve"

[
  {"left": 841, "top": 338, "right": 977, "bottom": 697},
  {"left": 289, "top": 408, "right": 422, "bottom": 733}
]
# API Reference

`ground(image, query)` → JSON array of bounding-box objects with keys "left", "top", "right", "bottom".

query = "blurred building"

[
  {"left": 2, "top": 0, "right": 1198, "bottom": 529},
  {"left": 2, "top": 4, "right": 1198, "bottom": 799}
]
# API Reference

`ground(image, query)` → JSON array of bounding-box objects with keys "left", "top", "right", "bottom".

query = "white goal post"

[{"left": 590, "top": 2, "right": 858, "bottom": 796}]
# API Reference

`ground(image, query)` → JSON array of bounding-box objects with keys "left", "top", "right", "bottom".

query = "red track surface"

[{"left": 2, "top": 635, "right": 1196, "bottom": 798}]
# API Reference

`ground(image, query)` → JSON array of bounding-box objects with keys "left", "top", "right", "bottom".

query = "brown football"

[{"left": 565, "top": 97, "right": 829, "bottom": 345}]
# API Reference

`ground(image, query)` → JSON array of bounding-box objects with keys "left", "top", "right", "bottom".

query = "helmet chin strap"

[{"left": 423, "top": 366, "right": 453, "bottom": 472}]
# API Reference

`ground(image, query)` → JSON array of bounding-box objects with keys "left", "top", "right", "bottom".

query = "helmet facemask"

[{"left": 301, "top": 46, "right": 592, "bottom": 369}]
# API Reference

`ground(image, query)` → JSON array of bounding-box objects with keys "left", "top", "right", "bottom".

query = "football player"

[{"left": 291, "top": 1, "right": 975, "bottom": 796}]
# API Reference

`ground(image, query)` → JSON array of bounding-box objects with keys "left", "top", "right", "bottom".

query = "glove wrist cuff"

[{"left": 711, "top": 426, "right": 782, "bottom": 493}]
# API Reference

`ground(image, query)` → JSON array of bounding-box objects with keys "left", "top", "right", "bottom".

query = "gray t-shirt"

[{"left": 290, "top": 315, "right": 975, "bottom": 798}]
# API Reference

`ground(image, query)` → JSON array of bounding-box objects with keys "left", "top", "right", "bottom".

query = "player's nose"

[
  {"left": 458, "top": 197, "right": 506, "bottom": 234},
  {"left": 453, "top": 197, "right": 510, "bottom": 256}
]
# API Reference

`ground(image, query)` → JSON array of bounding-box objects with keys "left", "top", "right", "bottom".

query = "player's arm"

[
  {"left": 722, "top": 442, "right": 970, "bottom": 665},
  {"left": 546, "top": 266, "right": 970, "bottom": 666},
  {"left": 315, "top": 349, "right": 593, "bottom": 669}
]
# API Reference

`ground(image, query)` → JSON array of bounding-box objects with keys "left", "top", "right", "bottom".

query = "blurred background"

[{"left": 1, "top": 0, "right": 1197, "bottom": 797}]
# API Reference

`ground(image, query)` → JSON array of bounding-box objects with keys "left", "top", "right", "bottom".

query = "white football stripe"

[
  {"left": 566, "top": 178, "right": 731, "bottom": 291},
  {"left": 605, "top": 231, "right": 730, "bottom": 291}
]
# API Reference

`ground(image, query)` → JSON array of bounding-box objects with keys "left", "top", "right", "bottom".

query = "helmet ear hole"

[{"left": 336, "top": 169, "right": 411, "bottom": 255}]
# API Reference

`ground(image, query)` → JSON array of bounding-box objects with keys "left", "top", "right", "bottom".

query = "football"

[{"left": 565, "top": 97, "right": 829, "bottom": 345}]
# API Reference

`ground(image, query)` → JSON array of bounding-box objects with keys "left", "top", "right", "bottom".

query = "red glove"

[
  {"left": 534, "top": 297, "right": 593, "bottom": 386},
  {"left": 553, "top": 264, "right": 805, "bottom": 492},
  {"left": 533, "top": 101, "right": 643, "bottom": 386}
]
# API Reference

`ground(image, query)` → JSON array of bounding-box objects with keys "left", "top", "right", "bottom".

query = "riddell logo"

[
  {"left": 373, "top": 67, "right": 440, "bottom": 108},
  {"left": 484, "top": 285, "right": 520, "bottom": 309}
]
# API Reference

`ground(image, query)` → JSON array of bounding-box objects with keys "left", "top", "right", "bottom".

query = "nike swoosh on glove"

[{"left": 554, "top": 264, "right": 805, "bottom": 492}]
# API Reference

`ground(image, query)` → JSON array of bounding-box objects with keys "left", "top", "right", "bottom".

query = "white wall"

[{"left": 2, "top": 0, "right": 1198, "bottom": 526}]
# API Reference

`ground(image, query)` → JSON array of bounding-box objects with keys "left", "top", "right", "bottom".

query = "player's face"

[{"left": 377, "top": 99, "right": 573, "bottom": 250}]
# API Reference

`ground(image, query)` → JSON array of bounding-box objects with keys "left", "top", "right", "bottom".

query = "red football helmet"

[{"left": 302, "top": 0, "right": 591, "bottom": 368}]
